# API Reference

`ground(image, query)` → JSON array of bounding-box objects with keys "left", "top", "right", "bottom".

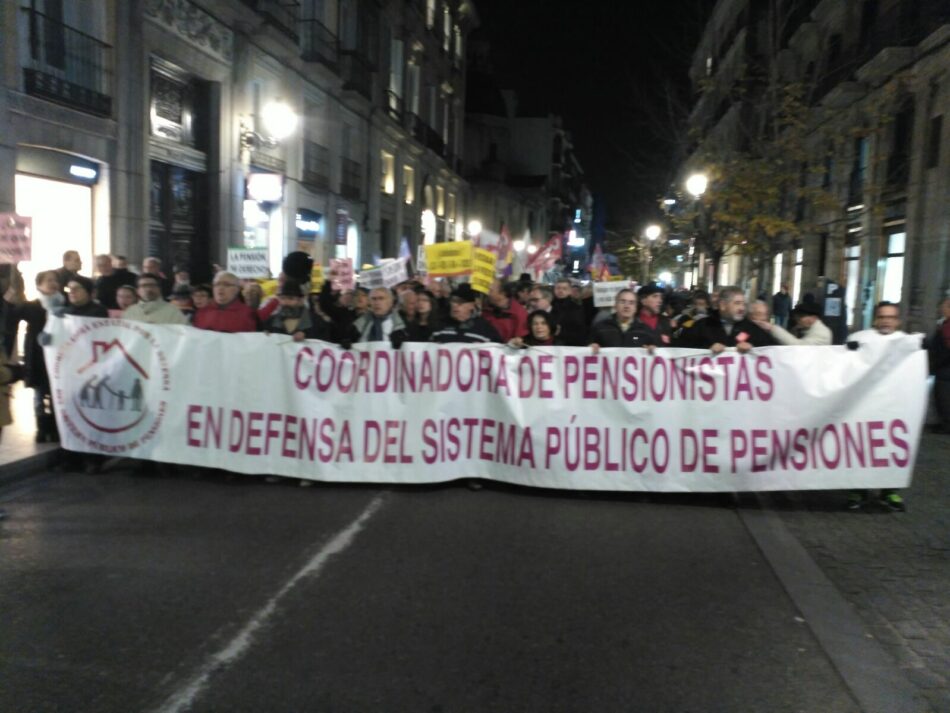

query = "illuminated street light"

[
  {"left": 686, "top": 173, "right": 708, "bottom": 198},
  {"left": 527, "top": 244, "right": 538, "bottom": 255},
  {"left": 513, "top": 239, "right": 526, "bottom": 252},
  {"left": 261, "top": 99, "right": 298, "bottom": 141},
  {"left": 467, "top": 220, "right": 482, "bottom": 236},
  {"left": 645, "top": 224, "right": 661, "bottom": 241}
]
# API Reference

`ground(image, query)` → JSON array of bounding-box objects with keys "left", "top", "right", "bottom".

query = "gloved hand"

[
  {"left": 339, "top": 338, "right": 352, "bottom": 350},
  {"left": 390, "top": 331, "right": 406, "bottom": 350},
  {"left": 38, "top": 332, "right": 53, "bottom": 347}
]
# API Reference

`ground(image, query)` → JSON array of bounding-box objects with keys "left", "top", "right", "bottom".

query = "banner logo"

[{"left": 54, "top": 320, "right": 170, "bottom": 453}]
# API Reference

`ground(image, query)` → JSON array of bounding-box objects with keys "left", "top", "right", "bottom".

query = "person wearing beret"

[
  {"left": 753, "top": 302, "right": 832, "bottom": 346},
  {"left": 635, "top": 282, "right": 673, "bottom": 346},
  {"left": 431, "top": 284, "right": 502, "bottom": 344}
]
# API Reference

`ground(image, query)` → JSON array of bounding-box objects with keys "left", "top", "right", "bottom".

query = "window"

[
  {"left": 881, "top": 231, "right": 905, "bottom": 303},
  {"left": 447, "top": 192, "right": 456, "bottom": 221},
  {"left": 927, "top": 115, "right": 943, "bottom": 169},
  {"left": 792, "top": 248, "right": 804, "bottom": 305},
  {"left": 387, "top": 35, "right": 403, "bottom": 118},
  {"left": 772, "top": 253, "right": 783, "bottom": 295},
  {"left": 403, "top": 165, "right": 415, "bottom": 204},
  {"left": 442, "top": 6, "right": 451, "bottom": 52},
  {"left": 407, "top": 63, "right": 421, "bottom": 116},
  {"left": 844, "top": 244, "right": 860, "bottom": 327},
  {"left": 454, "top": 25, "right": 463, "bottom": 60},
  {"left": 426, "top": 0, "right": 436, "bottom": 29},
  {"left": 381, "top": 151, "right": 395, "bottom": 194},
  {"left": 887, "top": 99, "right": 915, "bottom": 186},
  {"left": 436, "top": 186, "right": 445, "bottom": 216}
]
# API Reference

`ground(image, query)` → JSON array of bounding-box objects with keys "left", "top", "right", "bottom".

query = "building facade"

[
  {"left": 0, "top": 0, "right": 476, "bottom": 289},
  {"left": 683, "top": 0, "right": 949, "bottom": 331}
]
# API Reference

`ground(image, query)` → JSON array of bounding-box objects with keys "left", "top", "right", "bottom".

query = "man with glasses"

[
  {"left": 676, "top": 285, "right": 774, "bottom": 352},
  {"left": 122, "top": 274, "right": 188, "bottom": 325},
  {"left": 193, "top": 271, "right": 258, "bottom": 333},
  {"left": 588, "top": 289, "right": 655, "bottom": 351}
]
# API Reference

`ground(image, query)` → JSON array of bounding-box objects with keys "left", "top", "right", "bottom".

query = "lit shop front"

[{"left": 15, "top": 147, "right": 106, "bottom": 298}]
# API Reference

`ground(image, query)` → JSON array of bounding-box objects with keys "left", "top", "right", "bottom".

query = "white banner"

[{"left": 45, "top": 317, "right": 927, "bottom": 492}]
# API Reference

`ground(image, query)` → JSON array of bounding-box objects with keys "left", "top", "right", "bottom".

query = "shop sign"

[
  {"left": 0, "top": 213, "right": 32, "bottom": 263},
  {"left": 335, "top": 209, "right": 349, "bottom": 246}
]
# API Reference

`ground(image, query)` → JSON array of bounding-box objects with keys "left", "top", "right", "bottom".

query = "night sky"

[{"left": 472, "top": 0, "right": 714, "bottom": 234}]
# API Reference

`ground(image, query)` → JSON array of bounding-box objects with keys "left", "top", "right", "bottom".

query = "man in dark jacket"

[
  {"left": 431, "top": 284, "right": 502, "bottom": 344},
  {"left": 551, "top": 278, "right": 589, "bottom": 346},
  {"left": 635, "top": 283, "right": 673, "bottom": 346},
  {"left": 930, "top": 297, "right": 950, "bottom": 434},
  {"left": 676, "top": 285, "right": 775, "bottom": 352},
  {"left": 588, "top": 289, "right": 656, "bottom": 350},
  {"left": 346, "top": 287, "right": 410, "bottom": 348}
]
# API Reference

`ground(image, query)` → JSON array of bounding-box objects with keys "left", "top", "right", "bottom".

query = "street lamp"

[
  {"left": 645, "top": 224, "right": 662, "bottom": 241},
  {"left": 240, "top": 99, "right": 299, "bottom": 155},
  {"left": 467, "top": 220, "right": 483, "bottom": 237},
  {"left": 686, "top": 173, "right": 708, "bottom": 198}
]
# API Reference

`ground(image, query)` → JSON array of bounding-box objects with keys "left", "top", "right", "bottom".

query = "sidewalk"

[
  {"left": 0, "top": 383, "right": 59, "bottom": 484},
  {"left": 767, "top": 432, "right": 950, "bottom": 713}
]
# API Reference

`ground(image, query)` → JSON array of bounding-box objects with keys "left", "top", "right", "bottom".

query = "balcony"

[
  {"left": 424, "top": 125, "right": 445, "bottom": 157},
  {"left": 303, "top": 140, "right": 330, "bottom": 190},
  {"left": 384, "top": 90, "right": 403, "bottom": 122},
  {"left": 21, "top": 7, "right": 112, "bottom": 117},
  {"left": 409, "top": 113, "right": 427, "bottom": 143},
  {"left": 241, "top": 0, "right": 300, "bottom": 41},
  {"left": 340, "top": 50, "right": 372, "bottom": 99},
  {"left": 300, "top": 19, "right": 338, "bottom": 69},
  {"left": 341, "top": 157, "right": 362, "bottom": 200}
]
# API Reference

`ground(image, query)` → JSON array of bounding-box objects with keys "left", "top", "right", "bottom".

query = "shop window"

[
  {"left": 772, "top": 253, "right": 783, "bottom": 295},
  {"left": 881, "top": 231, "right": 905, "bottom": 304},
  {"left": 792, "top": 248, "right": 804, "bottom": 304},
  {"left": 844, "top": 243, "right": 860, "bottom": 327}
]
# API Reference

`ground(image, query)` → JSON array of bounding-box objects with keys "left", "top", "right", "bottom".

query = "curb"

[
  {"left": 0, "top": 448, "right": 62, "bottom": 489},
  {"left": 740, "top": 495, "right": 931, "bottom": 713}
]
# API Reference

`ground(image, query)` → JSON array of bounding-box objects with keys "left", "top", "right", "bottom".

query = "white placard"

[
  {"left": 227, "top": 248, "right": 270, "bottom": 279},
  {"left": 593, "top": 281, "right": 632, "bottom": 308}
]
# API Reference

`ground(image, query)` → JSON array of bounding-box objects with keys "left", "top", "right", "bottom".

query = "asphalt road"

[{"left": 0, "top": 467, "right": 861, "bottom": 713}]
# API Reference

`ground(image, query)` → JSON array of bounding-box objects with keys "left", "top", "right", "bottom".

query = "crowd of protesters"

[{"left": 0, "top": 249, "right": 948, "bottom": 510}]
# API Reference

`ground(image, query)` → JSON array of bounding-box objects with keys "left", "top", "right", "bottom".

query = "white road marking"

[{"left": 153, "top": 495, "right": 386, "bottom": 713}]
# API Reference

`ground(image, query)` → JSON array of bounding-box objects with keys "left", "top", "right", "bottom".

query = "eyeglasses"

[{"left": 214, "top": 282, "right": 239, "bottom": 288}]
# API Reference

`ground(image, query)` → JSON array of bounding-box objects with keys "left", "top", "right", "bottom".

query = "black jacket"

[
  {"left": 10, "top": 300, "right": 50, "bottom": 389},
  {"left": 634, "top": 311, "right": 673, "bottom": 346},
  {"left": 588, "top": 316, "right": 657, "bottom": 348},
  {"left": 551, "top": 297, "right": 589, "bottom": 346},
  {"left": 675, "top": 311, "right": 775, "bottom": 349},
  {"left": 431, "top": 317, "right": 502, "bottom": 344},
  {"left": 64, "top": 301, "right": 109, "bottom": 319}
]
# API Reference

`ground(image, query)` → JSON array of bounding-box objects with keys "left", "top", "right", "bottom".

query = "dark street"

[{"left": 1, "top": 466, "right": 864, "bottom": 713}]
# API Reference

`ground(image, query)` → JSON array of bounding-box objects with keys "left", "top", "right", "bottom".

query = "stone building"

[
  {"left": 0, "top": 0, "right": 476, "bottom": 289},
  {"left": 683, "top": 0, "right": 949, "bottom": 331}
]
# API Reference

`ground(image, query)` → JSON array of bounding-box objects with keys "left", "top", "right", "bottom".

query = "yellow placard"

[
  {"left": 607, "top": 274, "right": 626, "bottom": 281},
  {"left": 310, "top": 264, "right": 325, "bottom": 293},
  {"left": 471, "top": 248, "right": 496, "bottom": 294},
  {"left": 425, "top": 241, "right": 474, "bottom": 277},
  {"left": 259, "top": 278, "right": 279, "bottom": 298}
]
